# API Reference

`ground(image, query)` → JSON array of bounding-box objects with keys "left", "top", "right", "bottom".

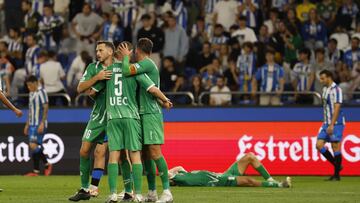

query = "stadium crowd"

[{"left": 0, "top": 0, "right": 359, "bottom": 106}]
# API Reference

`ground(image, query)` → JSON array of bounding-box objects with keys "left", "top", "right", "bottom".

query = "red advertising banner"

[{"left": 162, "top": 122, "right": 360, "bottom": 175}]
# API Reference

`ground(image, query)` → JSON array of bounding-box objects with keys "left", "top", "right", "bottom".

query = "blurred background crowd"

[{"left": 0, "top": 0, "right": 360, "bottom": 107}]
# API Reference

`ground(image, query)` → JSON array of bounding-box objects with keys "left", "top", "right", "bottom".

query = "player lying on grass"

[{"left": 168, "top": 152, "right": 291, "bottom": 188}]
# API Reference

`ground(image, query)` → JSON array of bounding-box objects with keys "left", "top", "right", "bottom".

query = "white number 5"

[{"left": 115, "top": 74, "right": 123, "bottom": 96}]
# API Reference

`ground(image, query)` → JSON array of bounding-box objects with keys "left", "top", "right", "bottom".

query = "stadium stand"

[{"left": 0, "top": 0, "right": 360, "bottom": 107}]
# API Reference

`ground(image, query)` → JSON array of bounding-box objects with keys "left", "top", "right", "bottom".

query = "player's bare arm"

[
  {"left": 0, "top": 90, "right": 23, "bottom": 117},
  {"left": 147, "top": 86, "right": 173, "bottom": 110},
  {"left": 38, "top": 103, "right": 49, "bottom": 134},
  {"left": 77, "top": 70, "right": 112, "bottom": 93}
]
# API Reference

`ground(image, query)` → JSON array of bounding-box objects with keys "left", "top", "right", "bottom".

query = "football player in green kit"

[
  {"left": 92, "top": 41, "right": 172, "bottom": 203},
  {"left": 169, "top": 153, "right": 291, "bottom": 188},
  {"left": 118, "top": 38, "right": 173, "bottom": 203}
]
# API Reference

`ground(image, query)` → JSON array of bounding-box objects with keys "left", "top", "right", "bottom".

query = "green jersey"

[
  {"left": 123, "top": 56, "right": 162, "bottom": 115},
  {"left": 172, "top": 170, "right": 222, "bottom": 187},
  {"left": 80, "top": 62, "right": 107, "bottom": 125},
  {"left": 95, "top": 62, "right": 155, "bottom": 120}
]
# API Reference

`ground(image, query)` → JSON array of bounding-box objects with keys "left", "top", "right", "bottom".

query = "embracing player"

[
  {"left": 169, "top": 153, "right": 291, "bottom": 188},
  {"left": 69, "top": 41, "right": 113, "bottom": 201},
  {"left": 91, "top": 41, "right": 172, "bottom": 203},
  {"left": 316, "top": 70, "right": 345, "bottom": 181},
  {"left": 118, "top": 38, "right": 173, "bottom": 203}
]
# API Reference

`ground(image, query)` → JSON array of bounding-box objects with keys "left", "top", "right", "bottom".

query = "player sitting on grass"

[
  {"left": 168, "top": 152, "right": 291, "bottom": 188},
  {"left": 23, "top": 75, "right": 52, "bottom": 176}
]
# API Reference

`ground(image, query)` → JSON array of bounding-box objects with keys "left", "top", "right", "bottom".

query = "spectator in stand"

[
  {"left": 317, "top": 0, "right": 337, "bottom": 30},
  {"left": 352, "top": 23, "right": 360, "bottom": 41},
  {"left": 0, "top": 53, "right": 13, "bottom": 97},
  {"left": 218, "top": 44, "right": 229, "bottom": 71},
  {"left": 330, "top": 26, "right": 350, "bottom": 51},
  {"left": 1, "top": 27, "right": 22, "bottom": 55},
  {"left": 283, "top": 24, "right": 303, "bottom": 67},
  {"left": 340, "top": 37, "right": 360, "bottom": 83},
  {"left": 213, "top": 0, "right": 238, "bottom": 31},
  {"left": 196, "top": 42, "right": 215, "bottom": 73},
  {"left": 210, "top": 24, "right": 229, "bottom": 46},
  {"left": 252, "top": 49, "right": 285, "bottom": 106},
  {"left": 172, "top": 0, "right": 188, "bottom": 30},
  {"left": 291, "top": 48, "right": 315, "bottom": 104},
  {"left": 190, "top": 74, "right": 205, "bottom": 104},
  {"left": 224, "top": 59, "right": 239, "bottom": 91},
  {"left": 163, "top": 14, "right": 189, "bottom": 65},
  {"left": 268, "top": 21, "right": 286, "bottom": 55},
  {"left": 71, "top": 3, "right": 103, "bottom": 58},
  {"left": 263, "top": 8, "right": 280, "bottom": 35},
  {"left": 204, "top": 0, "right": 221, "bottom": 27},
  {"left": 38, "top": 4, "right": 64, "bottom": 51},
  {"left": 58, "top": 26, "right": 77, "bottom": 56},
  {"left": 137, "top": 14, "right": 164, "bottom": 68},
  {"left": 237, "top": 42, "right": 257, "bottom": 94},
  {"left": 21, "top": 0, "right": 42, "bottom": 34},
  {"left": 190, "top": 16, "right": 210, "bottom": 52},
  {"left": 238, "top": 0, "right": 259, "bottom": 30},
  {"left": 210, "top": 76, "right": 231, "bottom": 106},
  {"left": 296, "top": 0, "right": 316, "bottom": 22},
  {"left": 258, "top": 25, "right": 270, "bottom": 43},
  {"left": 160, "top": 56, "right": 179, "bottom": 92},
  {"left": 200, "top": 58, "right": 221, "bottom": 77},
  {"left": 336, "top": 0, "right": 359, "bottom": 30},
  {"left": 313, "top": 48, "right": 335, "bottom": 95},
  {"left": 171, "top": 75, "right": 189, "bottom": 104},
  {"left": 301, "top": 8, "right": 327, "bottom": 50},
  {"left": 24, "top": 34, "right": 41, "bottom": 76},
  {"left": 284, "top": 8, "right": 302, "bottom": 33},
  {"left": 102, "top": 13, "right": 124, "bottom": 45},
  {"left": 325, "top": 38, "right": 343, "bottom": 67},
  {"left": 66, "top": 51, "right": 92, "bottom": 97},
  {"left": 232, "top": 15, "right": 257, "bottom": 46},
  {"left": 271, "top": 0, "right": 289, "bottom": 12},
  {"left": 54, "top": 0, "right": 70, "bottom": 18},
  {"left": 201, "top": 63, "right": 220, "bottom": 88},
  {"left": 39, "top": 50, "right": 66, "bottom": 106}
]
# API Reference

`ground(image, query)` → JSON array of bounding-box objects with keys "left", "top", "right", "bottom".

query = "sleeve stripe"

[
  {"left": 91, "top": 86, "right": 100, "bottom": 92},
  {"left": 146, "top": 84, "right": 155, "bottom": 92}
]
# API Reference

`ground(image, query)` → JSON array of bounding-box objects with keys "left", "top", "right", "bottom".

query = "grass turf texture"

[{"left": 0, "top": 176, "right": 359, "bottom": 203}]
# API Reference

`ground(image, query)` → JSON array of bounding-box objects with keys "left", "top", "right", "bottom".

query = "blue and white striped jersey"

[
  {"left": 255, "top": 63, "right": 284, "bottom": 92},
  {"left": 291, "top": 62, "right": 314, "bottom": 91},
  {"left": 28, "top": 87, "right": 48, "bottom": 127},
  {"left": 113, "top": 0, "right": 137, "bottom": 28},
  {"left": 39, "top": 14, "right": 64, "bottom": 50},
  {"left": 210, "top": 35, "right": 228, "bottom": 45},
  {"left": 25, "top": 45, "right": 41, "bottom": 76},
  {"left": 205, "top": 0, "right": 220, "bottom": 13},
  {"left": 174, "top": 0, "right": 188, "bottom": 30},
  {"left": 322, "top": 82, "right": 345, "bottom": 125},
  {"left": 238, "top": 0, "right": 259, "bottom": 28}
]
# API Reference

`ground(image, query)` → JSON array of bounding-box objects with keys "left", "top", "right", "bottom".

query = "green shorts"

[
  {"left": 82, "top": 120, "right": 106, "bottom": 144},
  {"left": 107, "top": 118, "right": 142, "bottom": 152},
  {"left": 216, "top": 175, "right": 238, "bottom": 187},
  {"left": 141, "top": 113, "right": 164, "bottom": 145},
  {"left": 223, "top": 162, "right": 242, "bottom": 177}
]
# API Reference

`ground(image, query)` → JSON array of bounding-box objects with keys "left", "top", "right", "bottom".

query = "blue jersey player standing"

[
  {"left": 316, "top": 70, "right": 345, "bottom": 181},
  {"left": 23, "top": 75, "right": 52, "bottom": 176}
]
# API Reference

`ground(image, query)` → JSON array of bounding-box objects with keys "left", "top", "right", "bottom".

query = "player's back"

[
  {"left": 135, "top": 57, "right": 162, "bottom": 114},
  {"left": 171, "top": 170, "right": 220, "bottom": 187},
  {"left": 106, "top": 62, "right": 140, "bottom": 120}
]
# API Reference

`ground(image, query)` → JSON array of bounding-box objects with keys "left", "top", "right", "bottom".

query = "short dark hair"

[
  {"left": 83, "top": 3, "right": 92, "bottom": 10},
  {"left": 163, "top": 56, "right": 175, "bottom": 64},
  {"left": 22, "top": 0, "right": 32, "bottom": 6},
  {"left": 315, "top": 48, "right": 325, "bottom": 54},
  {"left": 137, "top": 38, "right": 153, "bottom": 54},
  {"left": 329, "top": 38, "right": 338, "bottom": 44},
  {"left": 38, "top": 49, "right": 48, "bottom": 58},
  {"left": 26, "top": 75, "right": 38, "bottom": 83},
  {"left": 141, "top": 14, "right": 151, "bottom": 20},
  {"left": 97, "top": 40, "right": 115, "bottom": 52},
  {"left": 319, "top": 69, "right": 334, "bottom": 79},
  {"left": 243, "top": 42, "right": 253, "bottom": 50},
  {"left": 214, "top": 24, "right": 223, "bottom": 29},
  {"left": 265, "top": 48, "right": 275, "bottom": 55},
  {"left": 299, "top": 48, "right": 311, "bottom": 58},
  {"left": 238, "top": 15, "right": 247, "bottom": 21},
  {"left": 119, "top": 41, "right": 133, "bottom": 51}
]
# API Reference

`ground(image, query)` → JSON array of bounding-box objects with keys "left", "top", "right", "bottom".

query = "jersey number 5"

[{"left": 114, "top": 74, "right": 123, "bottom": 96}]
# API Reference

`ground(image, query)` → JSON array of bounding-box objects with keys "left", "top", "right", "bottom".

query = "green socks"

[
  {"left": 154, "top": 157, "right": 170, "bottom": 190},
  {"left": 144, "top": 159, "right": 157, "bottom": 191},
  {"left": 120, "top": 160, "right": 133, "bottom": 193},
  {"left": 108, "top": 163, "right": 118, "bottom": 194},
  {"left": 132, "top": 164, "right": 143, "bottom": 194},
  {"left": 256, "top": 165, "right": 271, "bottom": 180},
  {"left": 80, "top": 157, "right": 91, "bottom": 189},
  {"left": 261, "top": 181, "right": 280, "bottom": 188}
]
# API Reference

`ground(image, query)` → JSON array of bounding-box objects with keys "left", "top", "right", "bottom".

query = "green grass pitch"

[{"left": 0, "top": 176, "right": 359, "bottom": 203}]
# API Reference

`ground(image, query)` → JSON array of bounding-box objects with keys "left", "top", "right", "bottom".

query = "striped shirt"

[
  {"left": 237, "top": 52, "right": 256, "bottom": 90},
  {"left": 205, "top": 0, "right": 220, "bottom": 13},
  {"left": 272, "top": 0, "right": 288, "bottom": 11},
  {"left": 32, "top": 0, "right": 54, "bottom": 15},
  {"left": 39, "top": 14, "right": 64, "bottom": 50},
  {"left": 25, "top": 45, "right": 41, "bottom": 76},
  {"left": 102, "top": 22, "right": 124, "bottom": 43},
  {"left": 322, "top": 82, "right": 345, "bottom": 125},
  {"left": 291, "top": 62, "right": 314, "bottom": 91},
  {"left": 238, "top": 0, "right": 259, "bottom": 28},
  {"left": 210, "top": 35, "right": 228, "bottom": 45},
  {"left": 174, "top": 0, "right": 188, "bottom": 30},
  {"left": 255, "top": 63, "right": 284, "bottom": 92},
  {"left": 28, "top": 87, "right": 48, "bottom": 127},
  {"left": 114, "top": 0, "right": 137, "bottom": 28}
]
